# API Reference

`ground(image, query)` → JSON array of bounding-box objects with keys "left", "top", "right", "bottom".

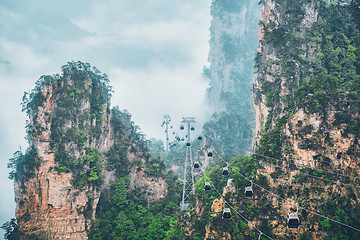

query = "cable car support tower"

[
  {"left": 161, "top": 114, "right": 171, "bottom": 151},
  {"left": 180, "top": 116, "right": 196, "bottom": 211}
]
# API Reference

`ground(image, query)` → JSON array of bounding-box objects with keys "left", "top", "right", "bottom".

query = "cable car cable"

[
  {"left": 297, "top": 205, "right": 360, "bottom": 233},
  {"left": 253, "top": 155, "right": 360, "bottom": 189},
  {"left": 210, "top": 177, "right": 273, "bottom": 240},
  {"left": 313, "top": 157, "right": 360, "bottom": 170},
  {"left": 254, "top": 153, "right": 358, "bottom": 181},
  {"left": 212, "top": 149, "right": 252, "bottom": 183},
  {"left": 216, "top": 133, "right": 360, "bottom": 173},
  {"left": 212, "top": 150, "right": 360, "bottom": 233}
]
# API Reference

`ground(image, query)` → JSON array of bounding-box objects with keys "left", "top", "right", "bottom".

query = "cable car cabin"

[
  {"left": 287, "top": 213, "right": 300, "bottom": 228},
  {"left": 198, "top": 136, "right": 203, "bottom": 140},
  {"left": 191, "top": 127, "right": 195, "bottom": 131},
  {"left": 223, "top": 208, "right": 231, "bottom": 218},
  {"left": 222, "top": 167, "right": 229, "bottom": 175},
  {"left": 204, "top": 182, "right": 211, "bottom": 190},
  {"left": 186, "top": 143, "right": 191, "bottom": 146},
  {"left": 194, "top": 162, "right": 200, "bottom": 168},
  {"left": 244, "top": 186, "right": 253, "bottom": 197},
  {"left": 207, "top": 152, "right": 213, "bottom": 157}
]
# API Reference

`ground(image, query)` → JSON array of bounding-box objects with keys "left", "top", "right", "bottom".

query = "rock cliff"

[
  {"left": 10, "top": 62, "right": 167, "bottom": 239},
  {"left": 254, "top": 0, "right": 320, "bottom": 140},
  {"left": 187, "top": 0, "right": 360, "bottom": 239},
  {"left": 253, "top": 0, "right": 360, "bottom": 238},
  {"left": 202, "top": 0, "right": 261, "bottom": 157}
]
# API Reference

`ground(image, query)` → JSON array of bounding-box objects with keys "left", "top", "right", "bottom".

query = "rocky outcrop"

[
  {"left": 203, "top": 179, "right": 236, "bottom": 239},
  {"left": 188, "top": 0, "right": 359, "bottom": 239},
  {"left": 202, "top": 0, "right": 261, "bottom": 158},
  {"left": 207, "top": 0, "right": 260, "bottom": 111},
  {"left": 13, "top": 62, "right": 167, "bottom": 239},
  {"left": 253, "top": 0, "right": 360, "bottom": 238},
  {"left": 15, "top": 82, "right": 96, "bottom": 239},
  {"left": 254, "top": 0, "right": 320, "bottom": 141},
  {"left": 222, "top": 179, "right": 236, "bottom": 196},
  {"left": 129, "top": 168, "right": 167, "bottom": 202}
]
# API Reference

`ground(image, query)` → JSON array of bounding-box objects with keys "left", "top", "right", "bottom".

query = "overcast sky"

[{"left": 0, "top": 0, "right": 211, "bottom": 236}]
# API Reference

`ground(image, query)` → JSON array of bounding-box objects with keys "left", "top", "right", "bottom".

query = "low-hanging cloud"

[{"left": 109, "top": 62, "right": 210, "bottom": 140}]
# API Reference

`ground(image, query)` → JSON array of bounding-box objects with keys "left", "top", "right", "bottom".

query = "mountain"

[
  {"left": 183, "top": 0, "right": 360, "bottom": 239},
  {"left": 203, "top": 0, "right": 261, "bottom": 157},
  {"left": 4, "top": 61, "right": 176, "bottom": 239}
]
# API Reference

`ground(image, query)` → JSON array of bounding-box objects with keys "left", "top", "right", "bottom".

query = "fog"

[{"left": 0, "top": 0, "right": 211, "bottom": 237}]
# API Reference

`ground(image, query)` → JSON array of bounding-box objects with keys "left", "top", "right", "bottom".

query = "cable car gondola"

[
  {"left": 287, "top": 203, "right": 300, "bottom": 228},
  {"left": 207, "top": 152, "right": 213, "bottom": 157},
  {"left": 222, "top": 208, "right": 231, "bottom": 218},
  {"left": 204, "top": 182, "right": 211, "bottom": 190},
  {"left": 244, "top": 180, "right": 253, "bottom": 198},
  {"left": 222, "top": 166, "right": 229, "bottom": 175},
  {"left": 194, "top": 162, "right": 200, "bottom": 168}
]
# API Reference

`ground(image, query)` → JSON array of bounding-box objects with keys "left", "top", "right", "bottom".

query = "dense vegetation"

[
  {"left": 89, "top": 171, "right": 182, "bottom": 240},
  {"left": 189, "top": 156, "right": 268, "bottom": 240},
  {"left": 8, "top": 62, "right": 113, "bottom": 189},
  {"left": 195, "top": 1, "right": 360, "bottom": 238},
  {"left": 254, "top": 0, "right": 360, "bottom": 239},
  {"left": 257, "top": 0, "right": 360, "bottom": 158},
  {"left": 7, "top": 147, "right": 39, "bottom": 183}
]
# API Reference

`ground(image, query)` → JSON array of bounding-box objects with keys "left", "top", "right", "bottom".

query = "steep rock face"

[
  {"left": 202, "top": 0, "right": 261, "bottom": 157},
  {"left": 253, "top": 0, "right": 360, "bottom": 238},
  {"left": 207, "top": 0, "right": 260, "bottom": 111},
  {"left": 12, "top": 62, "right": 167, "bottom": 239},
  {"left": 185, "top": 1, "right": 360, "bottom": 239},
  {"left": 254, "top": 0, "right": 320, "bottom": 140},
  {"left": 287, "top": 106, "right": 359, "bottom": 170},
  {"left": 15, "top": 82, "right": 97, "bottom": 239}
]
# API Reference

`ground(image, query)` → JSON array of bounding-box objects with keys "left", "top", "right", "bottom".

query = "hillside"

[
  {"left": 3, "top": 61, "right": 180, "bottom": 239},
  {"left": 183, "top": 0, "right": 360, "bottom": 239}
]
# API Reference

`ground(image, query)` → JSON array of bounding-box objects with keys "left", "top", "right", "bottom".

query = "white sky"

[{"left": 0, "top": 0, "right": 211, "bottom": 236}]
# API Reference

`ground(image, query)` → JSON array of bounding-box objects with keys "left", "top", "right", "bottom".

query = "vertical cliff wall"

[
  {"left": 185, "top": 1, "right": 360, "bottom": 239},
  {"left": 252, "top": 0, "right": 360, "bottom": 238},
  {"left": 9, "top": 62, "right": 167, "bottom": 239},
  {"left": 203, "top": 0, "right": 261, "bottom": 157},
  {"left": 254, "top": 0, "right": 320, "bottom": 140}
]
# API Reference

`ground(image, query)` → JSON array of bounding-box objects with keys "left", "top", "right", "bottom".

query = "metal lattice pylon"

[
  {"left": 180, "top": 117, "right": 195, "bottom": 211},
  {"left": 161, "top": 114, "right": 171, "bottom": 151}
]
